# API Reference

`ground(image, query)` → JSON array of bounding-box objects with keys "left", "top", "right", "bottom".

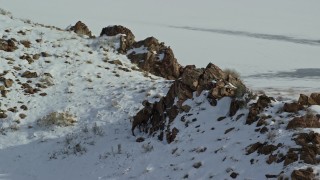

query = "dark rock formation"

[
  {"left": 127, "top": 37, "right": 181, "bottom": 80},
  {"left": 132, "top": 63, "right": 245, "bottom": 143}
]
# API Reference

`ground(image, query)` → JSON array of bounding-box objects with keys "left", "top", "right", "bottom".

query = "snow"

[
  {"left": 1, "top": 0, "right": 320, "bottom": 97},
  {"left": 0, "top": 3, "right": 320, "bottom": 180}
]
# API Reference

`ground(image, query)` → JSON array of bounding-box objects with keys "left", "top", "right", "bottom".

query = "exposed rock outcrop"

[
  {"left": 127, "top": 37, "right": 181, "bottom": 80},
  {"left": 132, "top": 63, "right": 245, "bottom": 143},
  {"left": 69, "top": 21, "right": 92, "bottom": 37}
]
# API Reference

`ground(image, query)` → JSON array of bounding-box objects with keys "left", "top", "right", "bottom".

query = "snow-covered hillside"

[
  {"left": 1, "top": 0, "right": 320, "bottom": 97},
  {"left": 1, "top": 10, "right": 320, "bottom": 180}
]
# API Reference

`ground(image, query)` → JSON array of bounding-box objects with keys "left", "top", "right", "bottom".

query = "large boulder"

[
  {"left": 127, "top": 37, "right": 181, "bottom": 80},
  {"left": 100, "top": 25, "right": 135, "bottom": 53},
  {"left": 69, "top": 21, "right": 92, "bottom": 37}
]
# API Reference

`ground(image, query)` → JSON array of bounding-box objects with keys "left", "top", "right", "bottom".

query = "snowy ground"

[{"left": 1, "top": 0, "right": 320, "bottom": 97}]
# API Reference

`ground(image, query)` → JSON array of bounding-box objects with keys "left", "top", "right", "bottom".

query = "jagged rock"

[
  {"left": 283, "top": 102, "right": 303, "bottom": 113},
  {"left": 69, "top": 21, "right": 92, "bottom": 37},
  {"left": 100, "top": 25, "right": 135, "bottom": 53},
  {"left": 291, "top": 167, "right": 315, "bottom": 180},
  {"left": 21, "top": 71, "right": 38, "bottom": 78},
  {"left": 308, "top": 93, "right": 320, "bottom": 105},
  {"left": 128, "top": 37, "right": 181, "bottom": 80},
  {"left": 131, "top": 62, "right": 246, "bottom": 143},
  {"left": 0, "top": 38, "right": 18, "bottom": 52},
  {"left": 287, "top": 116, "right": 320, "bottom": 129}
]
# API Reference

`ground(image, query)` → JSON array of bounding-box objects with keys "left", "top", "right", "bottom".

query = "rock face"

[
  {"left": 100, "top": 25, "right": 135, "bottom": 53},
  {"left": 132, "top": 63, "right": 245, "bottom": 143},
  {"left": 127, "top": 37, "right": 181, "bottom": 80},
  {"left": 0, "top": 38, "right": 18, "bottom": 52},
  {"left": 69, "top": 21, "right": 92, "bottom": 37}
]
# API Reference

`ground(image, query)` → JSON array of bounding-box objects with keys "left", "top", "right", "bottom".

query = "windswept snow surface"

[{"left": 1, "top": 0, "right": 320, "bottom": 97}]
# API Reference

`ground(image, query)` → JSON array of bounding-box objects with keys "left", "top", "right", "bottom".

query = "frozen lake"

[{"left": 1, "top": 0, "right": 319, "bottom": 97}]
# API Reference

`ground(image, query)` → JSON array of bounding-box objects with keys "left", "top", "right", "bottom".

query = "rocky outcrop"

[
  {"left": 100, "top": 25, "right": 135, "bottom": 53},
  {"left": 132, "top": 63, "right": 245, "bottom": 143},
  {"left": 0, "top": 38, "right": 18, "bottom": 52},
  {"left": 127, "top": 37, "right": 181, "bottom": 80},
  {"left": 70, "top": 21, "right": 92, "bottom": 37}
]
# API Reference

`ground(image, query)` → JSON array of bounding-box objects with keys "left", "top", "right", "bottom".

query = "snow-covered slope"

[
  {"left": 1, "top": 11, "right": 320, "bottom": 180},
  {"left": 2, "top": 0, "right": 320, "bottom": 97}
]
